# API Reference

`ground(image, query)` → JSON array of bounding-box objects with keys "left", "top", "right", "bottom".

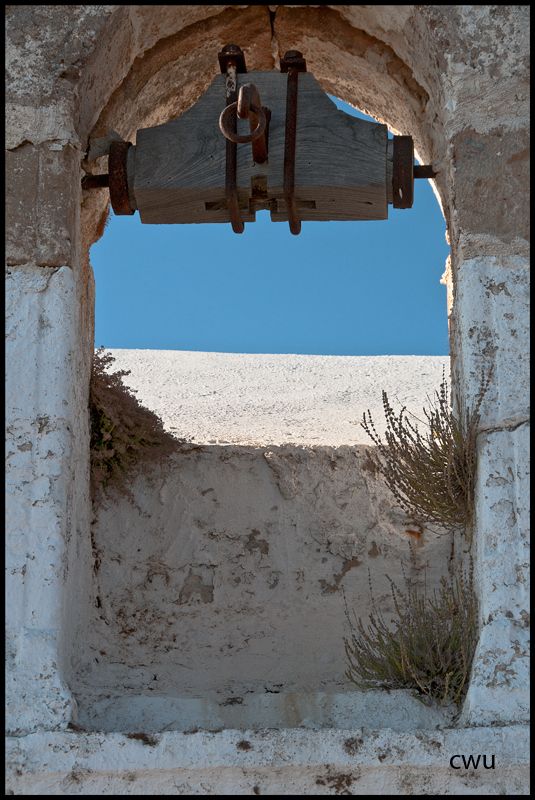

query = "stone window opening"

[
  {"left": 6, "top": 7, "right": 528, "bottom": 789},
  {"left": 78, "top": 62, "right": 457, "bottom": 731}
]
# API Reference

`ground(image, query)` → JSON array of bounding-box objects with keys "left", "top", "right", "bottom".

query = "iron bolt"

[
  {"left": 280, "top": 50, "right": 307, "bottom": 74},
  {"left": 218, "top": 44, "right": 246, "bottom": 74}
]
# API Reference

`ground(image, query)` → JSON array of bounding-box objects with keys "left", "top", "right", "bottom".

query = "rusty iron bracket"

[
  {"left": 280, "top": 50, "right": 307, "bottom": 235},
  {"left": 392, "top": 135, "right": 414, "bottom": 209},
  {"left": 81, "top": 140, "right": 135, "bottom": 215},
  {"left": 393, "top": 135, "right": 437, "bottom": 208},
  {"left": 219, "top": 44, "right": 247, "bottom": 234},
  {"left": 108, "top": 141, "right": 135, "bottom": 215}
]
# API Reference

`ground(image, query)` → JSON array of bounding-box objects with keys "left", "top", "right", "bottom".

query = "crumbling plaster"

[
  {"left": 6, "top": 267, "right": 79, "bottom": 735},
  {"left": 75, "top": 442, "right": 460, "bottom": 733},
  {"left": 5, "top": 4, "right": 530, "bottom": 794}
]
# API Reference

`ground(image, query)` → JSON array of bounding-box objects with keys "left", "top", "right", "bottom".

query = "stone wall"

[
  {"left": 6, "top": 5, "right": 529, "bottom": 794},
  {"left": 76, "top": 442, "right": 458, "bottom": 733}
]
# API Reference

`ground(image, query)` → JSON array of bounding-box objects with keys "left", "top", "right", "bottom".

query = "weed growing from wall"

[
  {"left": 89, "top": 347, "right": 184, "bottom": 502},
  {"left": 344, "top": 560, "right": 477, "bottom": 708},
  {"left": 361, "top": 368, "right": 492, "bottom": 544},
  {"left": 344, "top": 371, "right": 489, "bottom": 705}
]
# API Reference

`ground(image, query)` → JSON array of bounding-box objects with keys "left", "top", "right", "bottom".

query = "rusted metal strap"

[
  {"left": 81, "top": 140, "right": 134, "bottom": 215},
  {"left": 237, "top": 83, "right": 269, "bottom": 165},
  {"left": 281, "top": 51, "right": 307, "bottom": 236},
  {"left": 392, "top": 135, "right": 414, "bottom": 209},
  {"left": 219, "top": 45, "right": 247, "bottom": 234},
  {"left": 224, "top": 62, "right": 243, "bottom": 234},
  {"left": 109, "top": 141, "right": 135, "bottom": 215},
  {"left": 392, "top": 136, "right": 437, "bottom": 208}
]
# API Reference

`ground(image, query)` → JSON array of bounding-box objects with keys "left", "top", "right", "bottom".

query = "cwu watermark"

[{"left": 450, "top": 754, "right": 495, "bottom": 769}]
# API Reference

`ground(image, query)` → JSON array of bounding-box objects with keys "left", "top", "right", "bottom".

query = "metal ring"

[{"left": 219, "top": 102, "right": 267, "bottom": 143}]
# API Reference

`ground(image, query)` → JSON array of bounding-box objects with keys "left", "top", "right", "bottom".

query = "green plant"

[
  {"left": 361, "top": 368, "right": 492, "bottom": 543},
  {"left": 89, "top": 347, "right": 183, "bottom": 502},
  {"left": 344, "top": 561, "right": 477, "bottom": 708}
]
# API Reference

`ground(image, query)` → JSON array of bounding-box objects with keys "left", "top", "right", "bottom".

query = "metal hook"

[
  {"left": 237, "top": 83, "right": 269, "bottom": 165},
  {"left": 219, "top": 83, "right": 269, "bottom": 164}
]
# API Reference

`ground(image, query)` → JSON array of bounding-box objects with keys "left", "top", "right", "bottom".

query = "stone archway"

[{"left": 6, "top": 4, "right": 529, "bottom": 784}]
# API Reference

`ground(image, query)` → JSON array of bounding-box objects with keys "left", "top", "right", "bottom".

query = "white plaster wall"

[
  {"left": 451, "top": 251, "right": 530, "bottom": 726},
  {"left": 459, "top": 422, "right": 530, "bottom": 727},
  {"left": 6, "top": 267, "right": 79, "bottom": 735},
  {"left": 453, "top": 253, "right": 529, "bottom": 430}
]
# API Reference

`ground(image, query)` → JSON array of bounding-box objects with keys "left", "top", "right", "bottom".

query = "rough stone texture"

[
  {"left": 5, "top": 267, "right": 78, "bottom": 735},
  {"left": 6, "top": 142, "right": 81, "bottom": 267},
  {"left": 74, "top": 691, "right": 457, "bottom": 737},
  {"left": 452, "top": 254, "right": 529, "bottom": 430},
  {"left": 5, "top": 3, "right": 530, "bottom": 793},
  {"left": 5, "top": 728, "right": 530, "bottom": 795},
  {"left": 5, "top": 144, "right": 40, "bottom": 265},
  {"left": 74, "top": 443, "right": 457, "bottom": 732},
  {"left": 459, "top": 423, "right": 530, "bottom": 727},
  {"left": 94, "top": 6, "right": 275, "bottom": 139},
  {"left": 451, "top": 126, "right": 530, "bottom": 245}
]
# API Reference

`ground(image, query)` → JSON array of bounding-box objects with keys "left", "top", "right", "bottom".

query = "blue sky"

[{"left": 91, "top": 97, "right": 449, "bottom": 356}]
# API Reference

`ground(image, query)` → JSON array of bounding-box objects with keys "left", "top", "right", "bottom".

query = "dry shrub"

[
  {"left": 344, "top": 560, "right": 477, "bottom": 708},
  {"left": 89, "top": 347, "right": 185, "bottom": 502},
  {"left": 361, "top": 367, "right": 492, "bottom": 544},
  {"left": 344, "top": 370, "right": 490, "bottom": 705}
]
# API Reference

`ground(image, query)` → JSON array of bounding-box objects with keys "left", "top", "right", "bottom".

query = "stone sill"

[{"left": 6, "top": 726, "right": 530, "bottom": 795}]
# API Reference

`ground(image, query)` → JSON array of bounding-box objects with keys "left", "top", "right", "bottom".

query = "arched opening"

[{"left": 71, "top": 8, "right": 461, "bottom": 733}]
